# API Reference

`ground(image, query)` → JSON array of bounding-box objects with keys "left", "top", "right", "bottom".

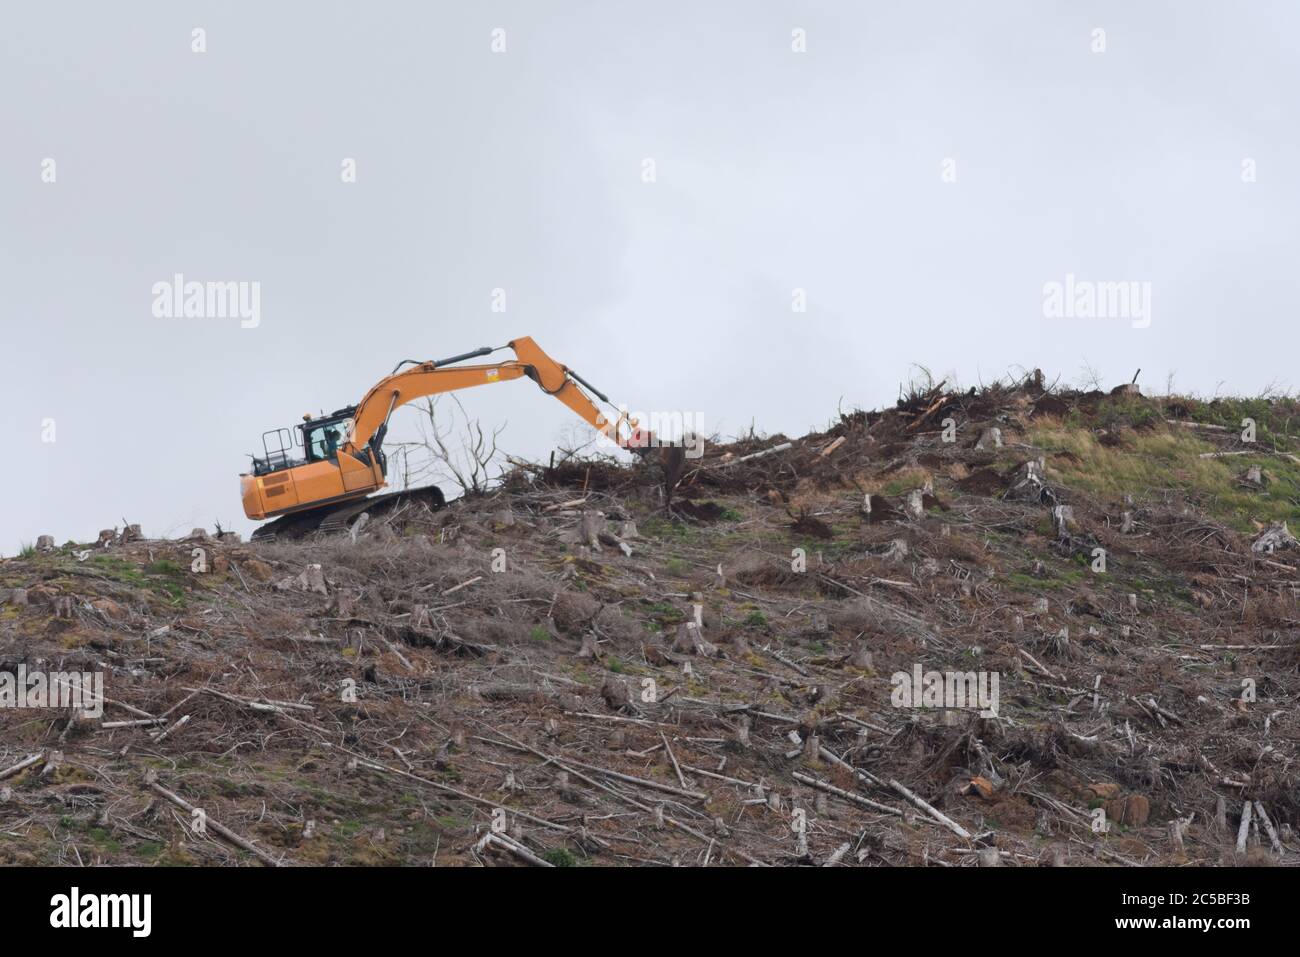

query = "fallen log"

[
  {"left": 720, "top": 442, "right": 794, "bottom": 466},
  {"left": 1235, "top": 800, "right": 1253, "bottom": 854},
  {"left": 146, "top": 775, "right": 283, "bottom": 867},
  {"left": 475, "top": 832, "right": 555, "bottom": 867},
  {"left": 793, "top": 771, "right": 905, "bottom": 817},
  {"left": 346, "top": 750, "right": 573, "bottom": 834},
  {"left": 889, "top": 778, "right": 972, "bottom": 840},
  {"left": 1253, "top": 801, "right": 1283, "bottom": 854},
  {"left": 0, "top": 752, "right": 44, "bottom": 781}
]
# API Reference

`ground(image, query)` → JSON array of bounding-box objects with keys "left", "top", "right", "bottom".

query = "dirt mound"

[{"left": 956, "top": 467, "right": 1006, "bottom": 496}]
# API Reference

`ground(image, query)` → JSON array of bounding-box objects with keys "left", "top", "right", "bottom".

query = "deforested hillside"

[{"left": 3, "top": 375, "right": 1299, "bottom": 867}]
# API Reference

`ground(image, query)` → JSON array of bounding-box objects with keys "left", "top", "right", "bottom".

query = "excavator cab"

[{"left": 303, "top": 414, "right": 354, "bottom": 463}]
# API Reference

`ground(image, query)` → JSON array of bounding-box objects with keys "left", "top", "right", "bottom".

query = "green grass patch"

[
  {"left": 664, "top": 557, "right": 690, "bottom": 577},
  {"left": 145, "top": 559, "right": 185, "bottom": 577},
  {"left": 643, "top": 601, "right": 685, "bottom": 626},
  {"left": 641, "top": 517, "right": 692, "bottom": 540},
  {"left": 1179, "top": 396, "right": 1297, "bottom": 448},
  {"left": 1029, "top": 425, "right": 1300, "bottom": 531},
  {"left": 542, "top": 847, "right": 578, "bottom": 867}
]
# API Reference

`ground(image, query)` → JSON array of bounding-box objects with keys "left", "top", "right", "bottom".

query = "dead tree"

[{"left": 397, "top": 395, "right": 508, "bottom": 496}]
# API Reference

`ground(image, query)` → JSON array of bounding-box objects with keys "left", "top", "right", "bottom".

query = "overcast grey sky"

[{"left": 3, "top": 1, "right": 1297, "bottom": 547}]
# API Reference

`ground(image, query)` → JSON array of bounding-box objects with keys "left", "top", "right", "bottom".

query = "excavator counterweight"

[{"left": 240, "top": 337, "right": 653, "bottom": 539}]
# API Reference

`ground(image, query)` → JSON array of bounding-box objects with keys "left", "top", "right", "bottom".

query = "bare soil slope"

[{"left": 2, "top": 378, "right": 1299, "bottom": 866}]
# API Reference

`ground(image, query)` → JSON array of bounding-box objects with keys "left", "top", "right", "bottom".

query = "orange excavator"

[{"left": 241, "top": 336, "right": 662, "bottom": 539}]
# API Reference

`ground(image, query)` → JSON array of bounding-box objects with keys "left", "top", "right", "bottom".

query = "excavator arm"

[
  {"left": 347, "top": 336, "right": 647, "bottom": 457},
  {"left": 241, "top": 336, "right": 652, "bottom": 528}
]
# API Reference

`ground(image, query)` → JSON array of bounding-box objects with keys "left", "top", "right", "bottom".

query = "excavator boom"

[
  {"left": 347, "top": 337, "right": 629, "bottom": 453},
  {"left": 240, "top": 337, "right": 648, "bottom": 537}
]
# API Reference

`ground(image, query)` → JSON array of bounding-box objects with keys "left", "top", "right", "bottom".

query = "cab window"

[{"left": 305, "top": 419, "right": 352, "bottom": 462}]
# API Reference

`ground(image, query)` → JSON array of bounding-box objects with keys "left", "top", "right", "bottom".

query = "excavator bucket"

[{"left": 657, "top": 445, "right": 688, "bottom": 501}]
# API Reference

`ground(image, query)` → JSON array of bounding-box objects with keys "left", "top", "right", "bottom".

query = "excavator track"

[{"left": 251, "top": 485, "right": 446, "bottom": 542}]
